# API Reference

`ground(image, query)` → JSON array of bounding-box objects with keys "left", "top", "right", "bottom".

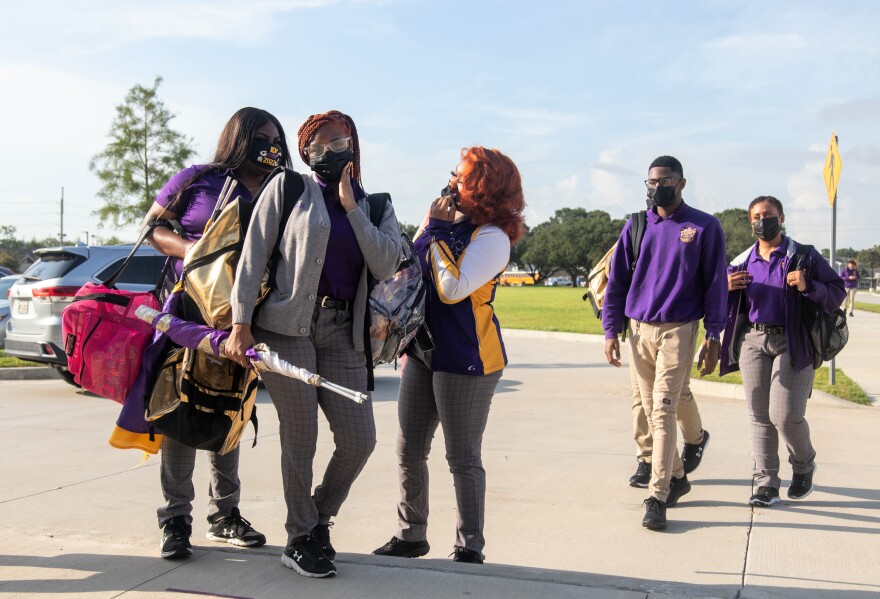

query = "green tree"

[
  {"left": 399, "top": 221, "right": 418, "bottom": 239},
  {"left": 856, "top": 245, "right": 880, "bottom": 269},
  {"left": 90, "top": 77, "right": 195, "bottom": 227},
  {"left": 713, "top": 208, "right": 752, "bottom": 263}
]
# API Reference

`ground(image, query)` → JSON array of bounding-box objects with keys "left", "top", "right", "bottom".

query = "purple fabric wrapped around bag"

[{"left": 108, "top": 291, "right": 182, "bottom": 453}]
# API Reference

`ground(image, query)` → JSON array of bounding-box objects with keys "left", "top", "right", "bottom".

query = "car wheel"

[{"left": 52, "top": 366, "right": 81, "bottom": 388}]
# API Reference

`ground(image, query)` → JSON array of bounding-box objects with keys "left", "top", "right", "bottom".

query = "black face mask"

[
  {"left": 647, "top": 185, "right": 677, "bottom": 208},
  {"left": 441, "top": 184, "right": 461, "bottom": 210},
  {"left": 752, "top": 216, "right": 782, "bottom": 241},
  {"left": 248, "top": 139, "right": 282, "bottom": 170},
  {"left": 310, "top": 149, "right": 352, "bottom": 182}
]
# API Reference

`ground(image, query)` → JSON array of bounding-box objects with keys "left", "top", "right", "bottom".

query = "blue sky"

[{"left": 1, "top": 0, "right": 878, "bottom": 250}]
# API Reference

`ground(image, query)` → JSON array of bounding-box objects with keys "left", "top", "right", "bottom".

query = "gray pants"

[
  {"left": 157, "top": 437, "right": 240, "bottom": 527},
  {"left": 395, "top": 358, "right": 502, "bottom": 558},
  {"left": 740, "top": 330, "right": 816, "bottom": 489},
  {"left": 256, "top": 306, "right": 375, "bottom": 544}
]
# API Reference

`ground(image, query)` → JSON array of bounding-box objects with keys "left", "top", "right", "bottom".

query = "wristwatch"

[{"left": 706, "top": 335, "right": 721, "bottom": 344}]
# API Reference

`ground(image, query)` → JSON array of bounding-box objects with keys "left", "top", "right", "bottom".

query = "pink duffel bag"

[{"left": 62, "top": 228, "right": 166, "bottom": 403}]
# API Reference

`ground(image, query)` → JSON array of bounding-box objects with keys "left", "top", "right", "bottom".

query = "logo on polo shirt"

[{"left": 680, "top": 226, "right": 697, "bottom": 243}]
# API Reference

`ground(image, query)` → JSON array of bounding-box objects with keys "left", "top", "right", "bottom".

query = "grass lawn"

[
  {"left": 692, "top": 364, "right": 870, "bottom": 406},
  {"left": 493, "top": 286, "right": 604, "bottom": 335},
  {"left": 0, "top": 350, "right": 41, "bottom": 368},
  {"left": 854, "top": 301, "right": 880, "bottom": 314}
]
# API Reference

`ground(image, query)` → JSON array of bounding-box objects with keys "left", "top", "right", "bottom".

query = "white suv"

[{"left": 5, "top": 244, "right": 166, "bottom": 385}]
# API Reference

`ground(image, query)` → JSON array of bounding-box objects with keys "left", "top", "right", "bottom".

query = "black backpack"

[{"left": 791, "top": 244, "right": 849, "bottom": 369}]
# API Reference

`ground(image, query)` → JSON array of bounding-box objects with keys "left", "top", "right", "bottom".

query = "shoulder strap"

[
  {"left": 791, "top": 242, "right": 813, "bottom": 272},
  {"left": 267, "top": 169, "right": 306, "bottom": 290},
  {"left": 367, "top": 193, "right": 391, "bottom": 227},
  {"left": 102, "top": 222, "right": 162, "bottom": 289},
  {"left": 629, "top": 210, "right": 647, "bottom": 271}
]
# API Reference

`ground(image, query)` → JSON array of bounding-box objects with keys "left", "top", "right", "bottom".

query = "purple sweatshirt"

[
  {"left": 840, "top": 267, "right": 860, "bottom": 290},
  {"left": 602, "top": 202, "right": 728, "bottom": 339}
]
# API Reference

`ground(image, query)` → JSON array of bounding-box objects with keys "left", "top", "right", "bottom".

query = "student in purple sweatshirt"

[
  {"left": 602, "top": 155, "right": 727, "bottom": 531},
  {"left": 840, "top": 259, "right": 860, "bottom": 316},
  {"left": 721, "top": 196, "right": 845, "bottom": 507}
]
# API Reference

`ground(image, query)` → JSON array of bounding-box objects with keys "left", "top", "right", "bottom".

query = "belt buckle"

[{"left": 320, "top": 296, "right": 332, "bottom": 309}]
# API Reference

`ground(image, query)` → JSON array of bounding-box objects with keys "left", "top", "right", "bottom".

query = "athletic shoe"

[
  {"left": 682, "top": 429, "right": 710, "bottom": 474},
  {"left": 372, "top": 537, "right": 431, "bottom": 558},
  {"left": 788, "top": 464, "right": 817, "bottom": 500},
  {"left": 642, "top": 497, "right": 667, "bottom": 531},
  {"left": 629, "top": 460, "right": 651, "bottom": 488},
  {"left": 665, "top": 475, "right": 691, "bottom": 507},
  {"left": 749, "top": 486, "right": 781, "bottom": 507},
  {"left": 313, "top": 522, "right": 336, "bottom": 561},
  {"left": 206, "top": 508, "right": 266, "bottom": 547},
  {"left": 161, "top": 516, "right": 193, "bottom": 559},
  {"left": 281, "top": 533, "right": 336, "bottom": 578},
  {"left": 452, "top": 547, "right": 483, "bottom": 564}
]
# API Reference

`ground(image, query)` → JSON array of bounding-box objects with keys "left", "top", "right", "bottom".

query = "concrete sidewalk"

[{"left": 1, "top": 331, "right": 878, "bottom": 598}]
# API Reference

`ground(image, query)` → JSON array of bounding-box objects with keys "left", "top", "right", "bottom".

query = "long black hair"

[{"left": 168, "top": 107, "right": 291, "bottom": 212}]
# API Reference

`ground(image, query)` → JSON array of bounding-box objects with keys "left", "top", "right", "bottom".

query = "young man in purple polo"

[{"left": 602, "top": 155, "right": 727, "bottom": 531}]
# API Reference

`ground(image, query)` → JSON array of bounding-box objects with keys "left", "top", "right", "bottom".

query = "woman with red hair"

[
  {"left": 373, "top": 146, "right": 525, "bottom": 564},
  {"left": 227, "top": 110, "right": 401, "bottom": 578}
]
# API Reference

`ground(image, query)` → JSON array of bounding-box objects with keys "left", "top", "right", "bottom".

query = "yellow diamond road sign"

[{"left": 823, "top": 132, "right": 841, "bottom": 206}]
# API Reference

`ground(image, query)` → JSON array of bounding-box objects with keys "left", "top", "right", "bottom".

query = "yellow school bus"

[{"left": 499, "top": 270, "right": 538, "bottom": 286}]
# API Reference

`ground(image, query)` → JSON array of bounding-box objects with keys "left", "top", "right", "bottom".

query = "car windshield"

[
  {"left": 0, "top": 278, "right": 18, "bottom": 298},
  {"left": 22, "top": 252, "right": 86, "bottom": 281}
]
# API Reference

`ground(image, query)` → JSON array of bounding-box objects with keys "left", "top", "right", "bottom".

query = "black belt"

[
  {"left": 751, "top": 322, "right": 785, "bottom": 334},
  {"left": 317, "top": 295, "right": 351, "bottom": 311}
]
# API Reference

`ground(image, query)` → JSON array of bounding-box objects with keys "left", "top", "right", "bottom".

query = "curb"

[{"left": 0, "top": 366, "right": 59, "bottom": 381}]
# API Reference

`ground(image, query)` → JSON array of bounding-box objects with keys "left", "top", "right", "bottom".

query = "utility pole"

[
  {"left": 830, "top": 135, "right": 838, "bottom": 386},
  {"left": 823, "top": 133, "right": 842, "bottom": 386},
  {"left": 59, "top": 187, "right": 65, "bottom": 245}
]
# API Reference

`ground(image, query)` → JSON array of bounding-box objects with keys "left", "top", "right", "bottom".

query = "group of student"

[
  {"left": 139, "top": 106, "right": 846, "bottom": 578},
  {"left": 602, "top": 156, "right": 846, "bottom": 531},
  {"left": 141, "top": 107, "right": 524, "bottom": 578}
]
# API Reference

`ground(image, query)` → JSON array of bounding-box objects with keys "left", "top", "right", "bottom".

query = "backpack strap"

[
  {"left": 363, "top": 192, "right": 392, "bottom": 391},
  {"left": 629, "top": 210, "right": 647, "bottom": 271}
]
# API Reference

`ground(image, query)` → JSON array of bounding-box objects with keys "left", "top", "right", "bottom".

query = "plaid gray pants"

[
  {"left": 395, "top": 358, "right": 502, "bottom": 558},
  {"left": 255, "top": 306, "right": 375, "bottom": 544},
  {"left": 157, "top": 437, "right": 241, "bottom": 527},
  {"left": 740, "top": 329, "right": 816, "bottom": 489}
]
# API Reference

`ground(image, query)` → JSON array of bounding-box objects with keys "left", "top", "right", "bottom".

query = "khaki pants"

[
  {"left": 628, "top": 320, "right": 700, "bottom": 502},
  {"left": 842, "top": 288, "right": 857, "bottom": 313},
  {"left": 631, "top": 367, "right": 703, "bottom": 461}
]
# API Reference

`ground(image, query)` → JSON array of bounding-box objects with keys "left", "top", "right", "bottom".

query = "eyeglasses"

[
  {"left": 307, "top": 136, "right": 351, "bottom": 160},
  {"left": 644, "top": 177, "right": 681, "bottom": 188}
]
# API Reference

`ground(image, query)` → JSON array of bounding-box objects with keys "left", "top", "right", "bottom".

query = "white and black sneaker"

[
  {"left": 628, "top": 460, "right": 651, "bottom": 488},
  {"left": 682, "top": 429, "right": 710, "bottom": 474},
  {"left": 749, "top": 486, "right": 781, "bottom": 507},
  {"left": 161, "top": 516, "right": 193, "bottom": 559},
  {"left": 206, "top": 508, "right": 266, "bottom": 547},
  {"left": 788, "top": 464, "right": 817, "bottom": 500},
  {"left": 282, "top": 533, "right": 337, "bottom": 578}
]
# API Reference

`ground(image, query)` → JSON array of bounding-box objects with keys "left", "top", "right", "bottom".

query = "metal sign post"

[{"left": 823, "top": 133, "right": 842, "bottom": 385}]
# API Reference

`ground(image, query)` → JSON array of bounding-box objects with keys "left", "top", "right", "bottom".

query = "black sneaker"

[
  {"left": 629, "top": 460, "right": 651, "bottom": 488},
  {"left": 206, "top": 508, "right": 266, "bottom": 547},
  {"left": 749, "top": 486, "right": 781, "bottom": 507},
  {"left": 642, "top": 497, "right": 667, "bottom": 531},
  {"left": 161, "top": 516, "right": 193, "bottom": 559},
  {"left": 372, "top": 536, "right": 430, "bottom": 558},
  {"left": 452, "top": 547, "right": 483, "bottom": 564},
  {"left": 281, "top": 533, "right": 336, "bottom": 578},
  {"left": 788, "top": 464, "right": 817, "bottom": 500},
  {"left": 665, "top": 475, "right": 691, "bottom": 507},
  {"left": 312, "top": 522, "right": 336, "bottom": 561},
  {"left": 682, "top": 429, "right": 710, "bottom": 474}
]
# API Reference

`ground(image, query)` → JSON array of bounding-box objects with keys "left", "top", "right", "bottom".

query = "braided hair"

[{"left": 297, "top": 110, "right": 362, "bottom": 183}]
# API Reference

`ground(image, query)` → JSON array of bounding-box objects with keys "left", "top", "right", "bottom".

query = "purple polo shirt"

[
  {"left": 602, "top": 202, "right": 728, "bottom": 339},
  {"left": 155, "top": 165, "right": 254, "bottom": 276},
  {"left": 841, "top": 267, "right": 859, "bottom": 290},
  {"left": 743, "top": 238, "right": 788, "bottom": 326},
  {"left": 315, "top": 175, "right": 365, "bottom": 302}
]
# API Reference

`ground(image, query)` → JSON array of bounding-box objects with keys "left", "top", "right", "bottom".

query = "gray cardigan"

[{"left": 231, "top": 171, "right": 402, "bottom": 352}]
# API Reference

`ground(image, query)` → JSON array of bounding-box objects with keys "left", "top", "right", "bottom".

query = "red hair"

[
  {"left": 457, "top": 147, "right": 526, "bottom": 243},
  {"left": 296, "top": 110, "right": 362, "bottom": 183}
]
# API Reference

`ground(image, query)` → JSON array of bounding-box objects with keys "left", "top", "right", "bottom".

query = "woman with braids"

[
  {"left": 140, "top": 107, "right": 290, "bottom": 559},
  {"left": 373, "top": 147, "right": 525, "bottom": 564},
  {"left": 721, "top": 196, "right": 844, "bottom": 508},
  {"left": 226, "top": 109, "right": 401, "bottom": 578}
]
